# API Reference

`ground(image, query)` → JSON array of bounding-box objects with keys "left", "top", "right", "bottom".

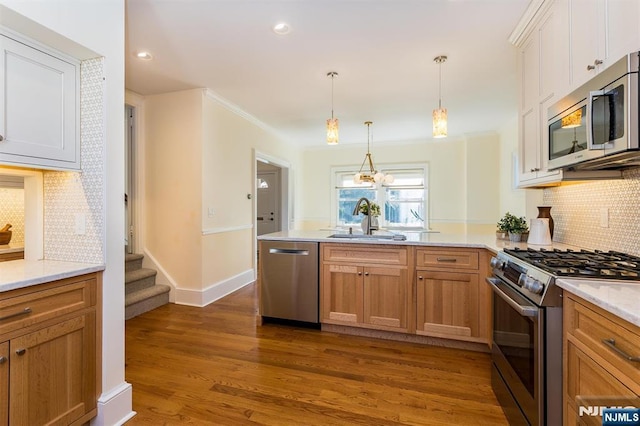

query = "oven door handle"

[{"left": 486, "top": 277, "right": 539, "bottom": 318}]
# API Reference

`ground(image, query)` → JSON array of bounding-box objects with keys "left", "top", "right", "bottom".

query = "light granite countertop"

[
  {"left": 258, "top": 229, "right": 579, "bottom": 254},
  {"left": 556, "top": 278, "right": 640, "bottom": 328},
  {"left": 0, "top": 243, "right": 24, "bottom": 254},
  {"left": 0, "top": 259, "right": 104, "bottom": 293}
]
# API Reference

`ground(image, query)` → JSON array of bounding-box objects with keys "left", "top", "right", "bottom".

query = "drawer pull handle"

[
  {"left": 436, "top": 258, "right": 457, "bottom": 263},
  {"left": 0, "top": 307, "right": 32, "bottom": 321},
  {"left": 15, "top": 349, "right": 26, "bottom": 356},
  {"left": 0, "top": 356, "right": 6, "bottom": 364},
  {"left": 602, "top": 338, "right": 640, "bottom": 363}
]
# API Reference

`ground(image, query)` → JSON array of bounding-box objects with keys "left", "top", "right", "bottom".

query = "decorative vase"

[
  {"left": 361, "top": 216, "right": 379, "bottom": 233},
  {"left": 537, "top": 206, "right": 554, "bottom": 239}
]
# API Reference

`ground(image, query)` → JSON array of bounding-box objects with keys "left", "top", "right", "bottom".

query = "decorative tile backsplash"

[
  {"left": 543, "top": 167, "right": 640, "bottom": 256},
  {"left": 0, "top": 188, "right": 25, "bottom": 245},
  {"left": 43, "top": 58, "right": 104, "bottom": 263}
]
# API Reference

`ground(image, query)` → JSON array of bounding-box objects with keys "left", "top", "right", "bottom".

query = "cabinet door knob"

[
  {"left": 587, "top": 64, "right": 596, "bottom": 70},
  {"left": 594, "top": 59, "right": 603, "bottom": 66},
  {"left": 0, "top": 356, "right": 6, "bottom": 364},
  {"left": 364, "top": 272, "right": 369, "bottom": 276},
  {"left": 418, "top": 275, "right": 423, "bottom": 280},
  {"left": 358, "top": 271, "right": 362, "bottom": 275},
  {"left": 15, "top": 348, "right": 26, "bottom": 356},
  {"left": 0, "top": 134, "right": 4, "bottom": 142}
]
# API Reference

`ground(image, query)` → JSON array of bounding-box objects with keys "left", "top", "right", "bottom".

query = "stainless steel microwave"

[{"left": 547, "top": 52, "right": 640, "bottom": 171}]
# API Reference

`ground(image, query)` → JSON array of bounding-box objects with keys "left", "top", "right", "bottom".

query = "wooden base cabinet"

[
  {"left": 564, "top": 293, "right": 640, "bottom": 425},
  {"left": 0, "top": 273, "right": 100, "bottom": 426},
  {"left": 415, "top": 248, "right": 490, "bottom": 344},
  {"left": 321, "top": 244, "right": 412, "bottom": 333}
]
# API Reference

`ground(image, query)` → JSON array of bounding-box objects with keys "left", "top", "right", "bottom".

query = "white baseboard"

[
  {"left": 93, "top": 382, "right": 136, "bottom": 426},
  {"left": 174, "top": 269, "right": 254, "bottom": 307}
]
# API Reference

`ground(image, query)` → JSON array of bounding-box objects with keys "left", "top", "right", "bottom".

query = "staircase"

[{"left": 125, "top": 253, "right": 171, "bottom": 320}]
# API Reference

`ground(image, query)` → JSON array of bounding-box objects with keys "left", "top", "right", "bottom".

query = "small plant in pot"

[{"left": 497, "top": 212, "right": 529, "bottom": 242}]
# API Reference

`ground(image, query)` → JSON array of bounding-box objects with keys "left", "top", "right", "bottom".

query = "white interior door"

[{"left": 257, "top": 170, "right": 279, "bottom": 236}]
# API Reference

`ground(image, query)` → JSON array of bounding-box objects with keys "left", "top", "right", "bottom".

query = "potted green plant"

[
  {"left": 358, "top": 202, "right": 381, "bottom": 232},
  {"left": 358, "top": 202, "right": 381, "bottom": 217},
  {"left": 497, "top": 212, "right": 529, "bottom": 242}
]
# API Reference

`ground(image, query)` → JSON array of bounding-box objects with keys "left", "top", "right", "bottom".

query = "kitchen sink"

[{"left": 327, "top": 233, "right": 407, "bottom": 241}]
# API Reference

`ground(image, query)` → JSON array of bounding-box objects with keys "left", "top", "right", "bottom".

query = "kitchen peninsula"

[
  {"left": 259, "top": 230, "right": 548, "bottom": 351},
  {"left": 258, "top": 230, "right": 640, "bottom": 344}
]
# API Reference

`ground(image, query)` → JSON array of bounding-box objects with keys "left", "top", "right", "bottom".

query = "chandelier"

[
  {"left": 326, "top": 71, "right": 339, "bottom": 145},
  {"left": 354, "top": 121, "right": 394, "bottom": 185},
  {"left": 433, "top": 55, "right": 448, "bottom": 138}
]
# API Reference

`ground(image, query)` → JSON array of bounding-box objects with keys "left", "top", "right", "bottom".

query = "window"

[{"left": 332, "top": 164, "right": 428, "bottom": 230}]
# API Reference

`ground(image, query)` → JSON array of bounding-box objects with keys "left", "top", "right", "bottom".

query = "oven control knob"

[
  {"left": 523, "top": 276, "right": 545, "bottom": 294},
  {"left": 490, "top": 257, "right": 504, "bottom": 270}
]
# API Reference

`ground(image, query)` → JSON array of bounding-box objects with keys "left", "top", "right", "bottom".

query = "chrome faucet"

[{"left": 353, "top": 197, "right": 374, "bottom": 235}]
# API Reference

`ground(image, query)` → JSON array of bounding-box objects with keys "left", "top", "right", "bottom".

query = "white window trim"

[{"left": 330, "top": 162, "right": 429, "bottom": 230}]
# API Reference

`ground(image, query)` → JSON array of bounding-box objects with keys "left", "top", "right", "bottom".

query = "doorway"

[{"left": 256, "top": 161, "right": 282, "bottom": 236}]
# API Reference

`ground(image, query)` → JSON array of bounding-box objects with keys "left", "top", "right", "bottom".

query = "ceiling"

[{"left": 125, "top": 0, "right": 530, "bottom": 148}]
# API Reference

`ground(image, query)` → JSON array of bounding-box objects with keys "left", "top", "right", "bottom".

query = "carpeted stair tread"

[
  {"left": 125, "top": 253, "right": 145, "bottom": 272},
  {"left": 125, "top": 267, "right": 157, "bottom": 284},
  {"left": 125, "top": 284, "right": 171, "bottom": 307},
  {"left": 125, "top": 253, "right": 144, "bottom": 263},
  {"left": 124, "top": 253, "right": 170, "bottom": 319}
]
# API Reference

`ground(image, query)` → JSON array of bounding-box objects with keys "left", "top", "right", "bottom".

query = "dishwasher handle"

[{"left": 268, "top": 248, "right": 310, "bottom": 255}]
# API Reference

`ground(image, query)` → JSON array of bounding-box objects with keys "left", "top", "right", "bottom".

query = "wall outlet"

[
  {"left": 208, "top": 207, "right": 215, "bottom": 217},
  {"left": 599, "top": 208, "right": 609, "bottom": 228},
  {"left": 74, "top": 213, "right": 86, "bottom": 235}
]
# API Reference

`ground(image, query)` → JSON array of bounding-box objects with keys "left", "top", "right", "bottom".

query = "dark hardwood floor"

[{"left": 125, "top": 283, "right": 508, "bottom": 425}]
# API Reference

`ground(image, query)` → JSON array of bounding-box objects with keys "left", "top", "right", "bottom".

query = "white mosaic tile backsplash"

[
  {"left": 43, "top": 58, "right": 104, "bottom": 263},
  {"left": 543, "top": 167, "right": 640, "bottom": 256},
  {"left": 0, "top": 188, "right": 25, "bottom": 245}
]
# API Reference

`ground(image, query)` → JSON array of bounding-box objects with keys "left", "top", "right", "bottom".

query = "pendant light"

[
  {"left": 326, "top": 71, "right": 339, "bottom": 145},
  {"left": 433, "top": 55, "right": 448, "bottom": 138},
  {"left": 353, "top": 121, "right": 394, "bottom": 185}
]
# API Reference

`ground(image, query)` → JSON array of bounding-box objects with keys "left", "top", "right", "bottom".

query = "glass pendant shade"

[
  {"left": 327, "top": 71, "right": 339, "bottom": 145},
  {"left": 326, "top": 117, "right": 339, "bottom": 145},
  {"left": 432, "top": 55, "right": 448, "bottom": 138},
  {"left": 433, "top": 107, "right": 447, "bottom": 138}
]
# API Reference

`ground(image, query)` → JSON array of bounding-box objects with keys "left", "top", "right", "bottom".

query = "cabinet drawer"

[
  {"left": 0, "top": 276, "right": 96, "bottom": 336},
  {"left": 322, "top": 244, "right": 407, "bottom": 266},
  {"left": 565, "top": 341, "right": 639, "bottom": 424},
  {"left": 415, "top": 248, "right": 479, "bottom": 270},
  {"left": 566, "top": 295, "right": 640, "bottom": 388}
]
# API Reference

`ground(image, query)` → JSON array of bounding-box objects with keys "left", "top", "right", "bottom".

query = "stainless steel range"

[{"left": 487, "top": 248, "right": 640, "bottom": 426}]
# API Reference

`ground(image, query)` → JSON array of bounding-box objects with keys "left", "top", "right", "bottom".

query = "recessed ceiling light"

[
  {"left": 272, "top": 22, "right": 291, "bottom": 35},
  {"left": 136, "top": 51, "right": 153, "bottom": 60}
]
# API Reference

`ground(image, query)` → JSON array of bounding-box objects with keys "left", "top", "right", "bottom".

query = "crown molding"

[
  {"left": 508, "top": 0, "right": 553, "bottom": 47},
  {"left": 203, "top": 88, "right": 286, "bottom": 140}
]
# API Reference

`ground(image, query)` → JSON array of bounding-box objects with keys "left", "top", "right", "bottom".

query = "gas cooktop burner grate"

[{"left": 503, "top": 248, "right": 640, "bottom": 280}]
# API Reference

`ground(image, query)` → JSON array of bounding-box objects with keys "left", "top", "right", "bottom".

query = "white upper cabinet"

[
  {"left": 568, "top": 0, "right": 640, "bottom": 89},
  {"left": 515, "top": 4, "right": 563, "bottom": 187},
  {"left": 0, "top": 32, "right": 80, "bottom": 171}
]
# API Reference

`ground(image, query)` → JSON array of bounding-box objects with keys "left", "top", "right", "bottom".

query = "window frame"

[{"left": 330, "top": 163, "right": 429, "bottom": 230}]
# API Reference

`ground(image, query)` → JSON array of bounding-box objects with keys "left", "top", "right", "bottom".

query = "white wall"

[
  {"left": 0, "top": 1, "right": 131, "bottom": 424},
  {"left": 139, "top": 88, "right": 303, "bottom": 306},
  {"left": 299, "top": 134, "right": 504, "bottom": 233}
]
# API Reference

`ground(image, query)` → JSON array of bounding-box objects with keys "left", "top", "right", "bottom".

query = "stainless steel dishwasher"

[{"left": 259, "top": 240, "right": 319, "bottom": 324}]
